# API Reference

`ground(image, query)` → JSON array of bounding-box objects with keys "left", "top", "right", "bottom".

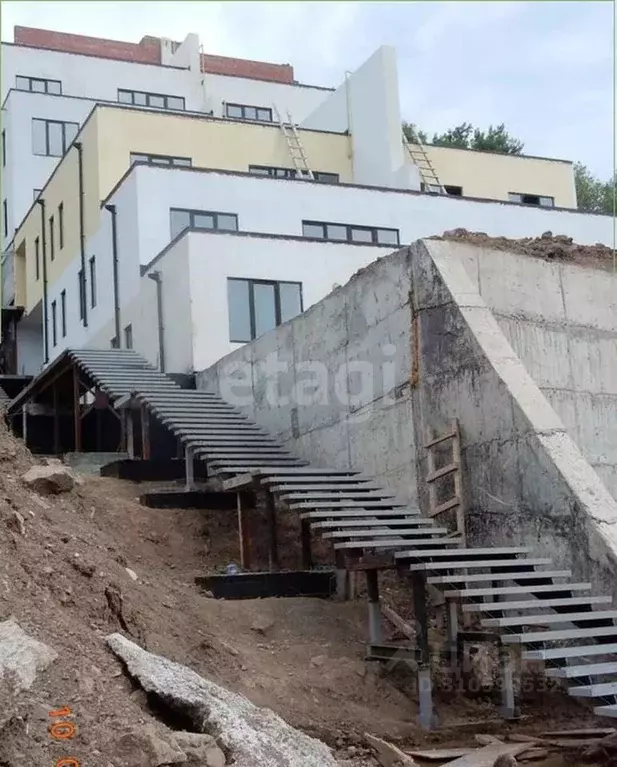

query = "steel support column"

[
  {"left": 141, "top": 404, "right": 150, "bottom": 460},
  {"left": 266, "top": 491, "right": 279, "bottom": 571},
  {"left": 237, "top": 492, "right": 251, "bottom": 570},
  {"left": 185, "top": 446, "right": 194, "bottom": 491},
  {"left": 301, "top": 519, "right": 313, "bottom": 570},
  {"left": 411, "top": 571, "right": 435, "bottom": 730},
  {"left": 72, "top": 367, "right": 82, "bottom": 451},
  {"left": 366, "top": 570, "right": 383, "bottom": 644}
]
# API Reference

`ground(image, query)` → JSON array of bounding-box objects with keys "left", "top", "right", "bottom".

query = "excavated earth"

[{"left": 0, "top": 417, "right": 606, "bottom": 766}]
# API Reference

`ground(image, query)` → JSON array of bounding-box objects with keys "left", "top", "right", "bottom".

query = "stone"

[
  {"left": 0, "top": 619, "right": 57, "bottom": 694},
  {"left": 250, "top": 617, "right": 274, "bottom": 636},
  {"left": 172, "top": 732, "right": 226, "bottom": 767},
  {"left": 22, "top": 465, "right": 75, "bottom": 495},
  {"left": 106, "top": 633, "right": 338, "bottom": 767},
  {"left": 5, "top": 510, "right": 26, "bottom": 536},
  {"left": 364, "top": 733, "right": 418, "bottom": 766},
  {"left": 112, "top": 723, "right": 187, "bottom": 766},
  {"left": 125, "top": 568, "right": 139, "bottom": 581}
]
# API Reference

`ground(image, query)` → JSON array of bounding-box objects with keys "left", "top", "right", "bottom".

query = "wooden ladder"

[{"left": 424, "top": 419, "right": 465, "bottom": 544}]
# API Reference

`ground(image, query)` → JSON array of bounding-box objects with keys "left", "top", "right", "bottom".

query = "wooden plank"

[
  {"left": 424, "top": 429, "right": 457, "bottom": 449},
  {"left": 428, "top": 496, "right": 460, "bottom": 516},
  {"left": 440, "top": 743, "right": 528, "bottom": 766},
  {"left": 406, "top": 748, "right": 472, "bottom": 761},
  {"left": 426, "top": 462, "right": 459, "bottom": 483}
]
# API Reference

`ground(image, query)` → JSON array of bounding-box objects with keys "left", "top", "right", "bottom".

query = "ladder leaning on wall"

[
  {"left": 273, "top": 104, "right": 315, "bottom": 180},
  {"left": 403, "top": 125, "right": 446, "bottom": 194}
]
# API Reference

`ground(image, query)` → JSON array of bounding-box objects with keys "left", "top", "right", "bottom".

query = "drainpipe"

[
  {"left": 74, "top": 142, "right": 87, "bottom": 327},
  {"left": 147, "top": 270, "right": 165, "bottom": 372},
  {"left": 105, "top": 204, "right": 121, "bottom": 345},
  {"left": 36, "top": 198, "right": 49, "bottom": 364}
]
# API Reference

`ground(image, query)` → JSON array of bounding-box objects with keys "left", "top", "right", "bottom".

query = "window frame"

[
  {"left": 130, "top": 152, "right": 192, "bottom": 168},
  {"left": 78, "top": 269, "right": 85, "bottom": 321},
  {"left": 49, "top": 214, "right": 55, "bottom": 261},
  {"left": 508, "top": 191, "right": 555, "bottom": 208},
  {"left": 225, "top": 103, "right": 273, "bottom": 122},
  {"left": 51, "top": 299, "right": 57, "bottom": 347},
  {"left": 60, "top": 289, "right": 67, "bottom": 337},
  {"left": 32, "top": 118, "right": 79, "bottom": 157},
  {"left": 301, "top": 220, "right": 400, "bottom": 247},
  {"left": 89, "top": 256, "right": 97, "bottom": 308},
  {"left": 227, "top": 277, "right": 304, "bottom": 344},
  {"left": 33, "top": 189, "right": 42, "bottom": 202},
  {"left": 1, "top": 130, "right": 5, "bottom": 167},
  {"left": 444, "top": 185, "right": 463, "bottom": 197},
  {"left": 58, "top": 203, "right": 64, "bottom": 249},
  {"left": 16, "top": 75, "right": 62, "bottom": 95},
  {"left": 117, "top": 88, "right": 186, "bottom": 111},
  {"left": 124, "top": 323, "right": 133, "bottom": 349},
  {"left": 248, "top": 165, "right": 340, "bottom": 183},
  {"left": 169, "top": 207, "right": 239, "bottom": 239},
  {"left": 35, "top": 236, "right": 40, "bottom": 281},
  {"left": 2, "top": 199, "right": 7, "bottom": 239}
]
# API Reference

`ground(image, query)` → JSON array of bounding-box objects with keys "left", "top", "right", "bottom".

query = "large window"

[
  {"left": 118, "top": 89, "right": 185, "bottom": 111},
  {"left": 130, "top": 152, "right": 192, "bottom": 168},
  {"left": 228, "top": 278, "right": 303, "bottom": 343},
  {"left": 249, "top": 165, "right": 340, "bottom": 184},
  {"left": 508, "top": 192, "right": 555, "bottom": 208},
  {"left": 16, "top": 75, "right": 62, "bottom": 95},
  {"left": 302, "top": 220, "right": 400, "bottom": 246},
  {"left": 225, "top": 103, "right": 272, "bottom": 122},
  {"left": 170, "top": 208, "right": 239, "bottom": 239},
  {"left": 32, "top": 118, "right": 78, "bottom": 157}
]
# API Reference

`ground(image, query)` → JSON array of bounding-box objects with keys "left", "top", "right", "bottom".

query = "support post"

[
  {"left": 72, "top": 367, "right": 81, "bottom": 451},
  {"left": 52, "top": 383, "right": 60, "bottom": 454},
  {"left": 126, "top": 408, "right": 135, "bottom": 459},
  {"left": 447, "top": 600, "right": 460, "bottom": 679},
  {"left": 21, "top": 406, "right": 27, "bottom": 447},
  {"left": 266, "top": 491, "right": 279, "bottom": 571},
  {"left": 237, "top": 492, "right": 251, "bottom": 570},
  {"left": 301, "top": 519, "right": 313, "bottom": 570},
  {"left": 185, "top": 446, "right": 194, "bottom": 491},
  {"left": 366, "top": 570, "right": 382, "bottom": 644},
  {"left": 335, "top": 550, "right": 349, "bottom": 600},
  {"left": 411, "top": 571, "right": 435, "bottom": 730},
  {"left": 141, "top": 404, "right": 150, "bottom": 460},
  {"left": 499, "top": 643, "right": 518, "bottom": 720}
]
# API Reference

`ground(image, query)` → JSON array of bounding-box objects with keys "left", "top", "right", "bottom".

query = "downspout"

[
  {"left": 36, "top": 198, "right": 49, "bottom": 364},
  {"left": 147, "top": 270, "right": 165, "bottom": 372},
  {"left": 74, "top": 142, "right": 87, "bottom": 327},
  {"left": 104, "top": 204, "right": 121, "bottom": 345}
]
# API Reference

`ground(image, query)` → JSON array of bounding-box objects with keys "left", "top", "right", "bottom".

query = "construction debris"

[
  {"left": 441, "top": 743, "right": 527, "bottom": 767},
  {"left": 364, "top": 733, "right": 418, "bottom": 766},
  {"left": 21, "top": 464, "right": 76, "bottom": 494},
  {"left": 0, "top": 619, "right": 57, "bottom": 694},
  {"left": 406, "top": 747, "right": 473, "bottom": 761}
]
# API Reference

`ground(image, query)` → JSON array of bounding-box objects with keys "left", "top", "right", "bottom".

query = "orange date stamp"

[{"left": 49, "top": 707, "right": 80, "bottom": 767}]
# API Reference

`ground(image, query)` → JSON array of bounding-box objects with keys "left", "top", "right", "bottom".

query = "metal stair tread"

[
  {"left": 546, "top": 662, "right": 617, "bottom": 679},
  {"left": 428, "top": 569, "right": 572, "bottom": 585},
  {"left": 279, "top": 491, "right": 396, "bottom": 501},
  {"left": 311, "top": 517, "right": 434, "bottom": 529},
  {"left": 289, "top": 500, "right": 407, "bottom": 510},
  {"left": 525, "top": 643, "right": 617, "bottom": 661},
  {"left": 300, "top": 509, "right": 421, "bottom": 520},
  {"left": 445, "top": 583, "right": 593, "bottom": 599},
  {"left": 464, "top": 596, "right": 612, "bottom": 613},
  {"left": 334, "top": 537, "right": 457, "bottom": 550},
  {"left": 269, "top": 483, "right": 383, "bottom": 492},
  {"left": 502, "top": 625, "right": 617, "bottom": 645},
  {"left": 323, "top": 528, "right": 453, "bottom": 540},
  {"left": 408, "top": 557, "right": 551, "bottom": 572},
  {"left": 569, "top": 682, "right": 617, "bottom": 698},
  {"left": 482, "top": 609, "right": 617, "bottom": 628},
  {"left": 395, "top": 546, "right": 531, "bottom": 560},
  {"left": 594, "top": 704, "right": 617, "bottom": 718}
]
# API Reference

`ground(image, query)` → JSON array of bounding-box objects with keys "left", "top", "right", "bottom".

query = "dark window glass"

[
  {"left": 326, "top": 224, "right": 347, "bottom": 241},
  {"left": 228, "top": 279, "right": 251, "bottom": 343},
  {"left": 216, "top": 214, "right": 238, "bottom": 231},
  {"left": 2, "top": 199, "right": 7, "bottom": 238},
  {"left": 110, "top": 336, "right": 119, "bottom": 349},
  {"left": 303, "top": 220, "right": 399, "bottom": 246},
  {"left": 61, "top": 290, "right": 66, "bottom": 337},
  {"left": 1, "top": 130, "right": 5, "bottom": 167},
  {"left": 444, "top": 185, "right": 463, "bottom": 197},
  {"left": 130, "top": 152, "right": 192, "bottom": 168},
  {"left": 133, "top": 91, "right": 147, "bottom": 106},
  {"left": 170, "top": 209, "right": 191, "bottom": 239},
  {"left": 376, "top": 228, "right": 399, "bottom": 246},
  {"left": 167, "top": 96, "right": 185, "bottom": 111},
  {"left": 89, "top": 256, "right": 97, "bottom": 308},
  {"left": 51, "top": 300, "right": 57, "bottom": 346},
  {"left": 279, "top": 282, "right": 302, "bottom": 323},
  {"left": 16, "top": 75, "right": 62, "bottom": 94},
  {"left": 350, "top": 227, "right": 373, "bottom": 244},
  {"left": 314, "top": 172, "right": 340, "bottom": 183},
  {"left": 49, "top": 214, "right": 55, "bottom": 260},
  {"left": 35, "top": 237, "right": 40, "bottom": 280},
  {"left": 58, "top": 203, "right": 64, "bottom": 249},
  {"left": 15, "top": 76, "right": 29, "bottom": 90},
  {"left": 193, "top": 213, "right": 215, "bottom": 230},
  {"left": 32, "top": 119, "right": 79, "bottom": 156},
  {"left": 244, "top": 106, "right": 257, "bottom": 120},
  {"left": 226, "top": 104, "right": 243, "bottom": 119},
  {"left": 253, "top": 282, "right": 277, "bottom": 338},
  {"left": 47, "top": 80, "right": 62, "bottom": 95},
  {"left": 78, "top": 269, "right": 85, "bottom": 320},
  {"left": 170, "top": 209, "right": 238, "bottom": 239},
  {"left": 302, "top": 222, "right": 325, "bottom": 239},
  {"left": 32, "top": 119, "right": 47, "bottom": 155},
  {"left": 118, "top": 90, "right": 133, "bottom": 104},
  {"left": 124, "top": 324, "right": 133, "bottom": 349},
  {"left": 148, "top": 94, "right": 165, "bottom": 109},
  {"left": 226, "top": 103, "right": 272, "bottom": 122},
  {"left": 257, "top": 108, "right": 272, "bottom": 122}
]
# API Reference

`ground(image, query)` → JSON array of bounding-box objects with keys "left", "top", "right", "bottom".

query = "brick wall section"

[
  {"left": 14, "top": 26, "right": 161, "bottom": 63},
  {"left": 12, "top": 26, "right": 295, "bottom": 82},
  {"left": 200, "top": 53, "right": 294, "bottom": 83}
]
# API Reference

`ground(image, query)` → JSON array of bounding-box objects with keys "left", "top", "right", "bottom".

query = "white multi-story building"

[{"left": 1, "top": 25, "right": 610, "bottom": 380}]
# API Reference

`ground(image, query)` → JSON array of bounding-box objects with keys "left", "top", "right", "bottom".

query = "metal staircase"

[
  {"left": 403, "top": 125, "right": 445, "bottom": 194},
  {"left": 273, "top": 104, "right": 314, "bottom": 180},
  {"left": 15, "top": 349, "right": 617, "bottom": 726}
]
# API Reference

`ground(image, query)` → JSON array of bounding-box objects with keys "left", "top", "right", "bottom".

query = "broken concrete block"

[
  {"left": 364, "top": 733, "right": 418, "bottom": 766},
  {"left": 171, "top": 732, "right": 226, "bottom": 767},
  {"left": 106, "top": 633, "right": 338, "bottom": 767},
  {"left": 113, "top": 723, "right": 187, "bottom": 766},
  {"left": 0, "top": 619, "right": 57, "bottom": 694},
  {"left": 22, "top": 465, "right": 75, "bottom": 494}
]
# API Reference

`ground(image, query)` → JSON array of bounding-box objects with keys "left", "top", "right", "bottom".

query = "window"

[
  {"left": 508, "top": 192, "right": 555, "bottom": 208},
  {"left": 444, "top": 185, "right": 463, "bottom": 197},
  {"left": 302, "top": 220, "right": 400, "bottom": 247},
  {"left": 2, "top": 199, "right": 7, "bottom": 238},
  {"left": 227, "top": 278, "right": 303, "bottom": 343},
  {"left": 51, "top": 300, "right": 57, "bottom": 347},
  {"left": 16, "top": 75, "right": 62, "bottom": 95},
  {"left": 225, "top": 103, "right": 272, "bottom": 122},
  {"left": 58, "top": 203, "right": 64, "bottom": 249},
  {"left": 124, "top": 324, "right": 133, "bottom": 349},
  {"left": 1, "top": 130, "right": 5, "bottom": 167},
  {"left": 117, "top": 89, "right": 185, "bottom": 111},
  {"left": 130, "top": 152, "right": 192, "bottom": 168},
  {"left": 33, "top": 189, "right": 42, "bottom": 201},
  {"left": 170, "top": 208, "right": 239, "bottom": 239},
  {"left": 78, "top": 269, "right": 85, "bottom": 320},
  {"left": 32, "top": 118, "right": 78, "bottom": 156},
  {"left": 89, "top": 256, "right": 96, "bottom": 308},
  {"left": 49, "top": 214, "right": 55, "bottom": 260},
  {"left": 248, "top": 165, "right": 340, "bottom": 183},
  {"left": 35, "top": 237, "right": 40, "bottom": 280},
  {"left": 60, "top": 289, "right": 66, "bottom": 337}
]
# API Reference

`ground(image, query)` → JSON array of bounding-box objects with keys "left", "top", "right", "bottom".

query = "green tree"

[
  {"left": 574, "top": 162, "right": 615, "bottom": 215},
  {"left": 403, "top": 121, "right": 524, "bottom": 155}
]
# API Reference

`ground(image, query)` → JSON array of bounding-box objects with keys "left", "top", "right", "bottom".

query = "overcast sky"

[{"left": 1, "top": 1, "right": 614, "bottom": 178}]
